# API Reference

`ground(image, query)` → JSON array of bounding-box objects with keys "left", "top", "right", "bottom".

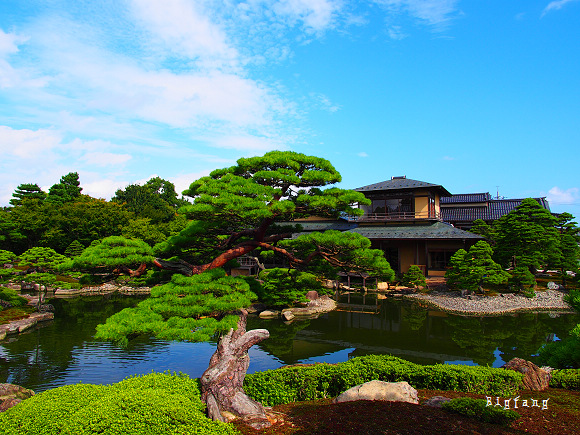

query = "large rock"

[
  {"left": 334, "top": 380, "right": 419, "bottom": 405},
  {"left": 502, "top": 358, "right": 551, "bottom": 391},
  {"left": 0, "top": 383, "right": 35, "bottom": 412},
  {"left": 305, "top": 290, "right": 319, "bottom": 301},
  {"left": 423, "top": 396, "right": 451, "bottom": 408},
  {"left": 258, "top": 310, "right": 279, "bottom": 319}
]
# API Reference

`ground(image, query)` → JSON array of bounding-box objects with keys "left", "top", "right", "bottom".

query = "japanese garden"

[{"left": 1, "top": 151, "right": 579, "bottom": 434}]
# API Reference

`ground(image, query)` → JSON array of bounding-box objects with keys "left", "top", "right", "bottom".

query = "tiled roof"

[
  {"left": 440, "top": 193, "right": 491, "bottom": 204},
  {"left": 441, "top": 198, "right": 550, "bottom": 223},
  {"left": 355, "top": 178, "right": 451, "bottom": 196},
  {"left": 347, "top": 222, "right": 483, "bottom": 240}
]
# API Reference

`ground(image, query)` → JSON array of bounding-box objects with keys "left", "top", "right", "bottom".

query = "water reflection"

[{"left": 1, "top": 295, "right": 578, "bottom": 393}]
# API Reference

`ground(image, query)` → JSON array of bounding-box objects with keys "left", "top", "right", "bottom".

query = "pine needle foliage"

[
  {"left": 64, "top": 240, "right": 85, "bottom": 258},
  {"left": 18, "top": 247, "right": 68, "bottom": 270},
  {"left": 0, "top": 249, "right": 16, "bottom": 264},
  {"left": 65, "top": 236, "right": 154, "bottom": 272},
  {"left": 95, "top": 268, "right": 256, "bottom": 347},
  {"left": 401, "top": 265, "right": 427, "bottom": 289}
]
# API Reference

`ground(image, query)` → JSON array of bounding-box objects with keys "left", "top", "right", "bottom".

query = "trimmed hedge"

[
  {"left": 244, "top": 354, "right": 523, "bottom": 406},
  {"left": 550, "top": 369, "right": 580, "bottom": 390},
  {"left": 0, "top": 287, "right": 28, "bottom": 307},
  {"left": 442, "top": 397, "right": 520, "bottom": 426},
  {"left": 0, "top": 373, "right": 237, "bottom": 435}
]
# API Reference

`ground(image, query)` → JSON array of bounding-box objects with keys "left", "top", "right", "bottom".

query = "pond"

[{"left": 1, "top": 294, "right": 578, "bottom": 393}]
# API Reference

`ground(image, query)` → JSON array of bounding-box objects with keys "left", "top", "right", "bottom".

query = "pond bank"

[{"left": 404, "top": 289, "right": 573, "bottom": 316}]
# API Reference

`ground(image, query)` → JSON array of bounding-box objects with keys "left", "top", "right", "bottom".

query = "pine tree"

[{"left": 9, "top": 183, "right": 47, "bottom": 205}]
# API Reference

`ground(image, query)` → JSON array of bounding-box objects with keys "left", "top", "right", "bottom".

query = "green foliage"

[
  {"left": 441, "top": 397, "right": 520, "bottom": 426},
  {"left": 121, "top": 217, "right": 167, "bottom": 246},
  {"left": 401, "top": 265, "right": 427, "bottom": 289},
  {"left": 508, "top": 267, "right": 536, "bottom": 291},
  {"left": 445, "top": 242, "right": 510, "bottom": 291},
  {"left": 0, "top": 372, "right": 237, "bottom": 435},
  {"left": 550, "top": 369, "right": 580, "bottom": 390},
  {"left": 65, "top": 236, "right": 155, "bottom": 272},
  {"left": 469, "top": 219, "right": 495, "bottom": 244},
  {"left": 0, "top": 287, "right": 28, "bottom": 307},
  {"left": 18, "top": 247, "right": 68, "bottom": 270},
  {"left": 0, "top": 269, "right": 15, "bottom": 283},
  {"left": 243, "top": 354, "right": 523, "bottom": 406},
  {"left": 494, "top": 198, "right": 560, "bottom": 271},
  {"left": 64, "top": 240, "right": 85, "bottom": 258},
  {"left": 257, "top": 268, "right": 322, "bottom": 307},
  {"left": 95, "top": 269, "right": 256, "bottom": 346},
  {"left": 0, "top": 249, "right": 16, "bottom": 264},
  {"left": 278, "top": 230, "right": 395, "bottom": 281},
  {"left": 9, "top": 183, "right": 47, "bottom": 206},
  {"left": 46, "top": 172, "right": 82, "bottom": 205}
]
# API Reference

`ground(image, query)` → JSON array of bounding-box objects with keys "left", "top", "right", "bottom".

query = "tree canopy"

[
  {"left": 46, "top": 172, "right": 82, "bottom": 204},
  {"left": 9, "top": 183, "right": 47, "bottom": 206}
]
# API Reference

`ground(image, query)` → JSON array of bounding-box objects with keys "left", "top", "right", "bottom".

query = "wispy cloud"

[
  {"left": 374, "top": 0, "right": 460, "bottom": 30},
  {"left": 547, "top": 186, "right": 580, "bottom": 205},
  {"left": 442, "top": 156, "right": 455, "bottom": 161},
  {"left": 542, "top": 0, "right": 579, "bottom": 17},
  {"left": 358, "top": 152, "right": 369, "bottom": 157}
]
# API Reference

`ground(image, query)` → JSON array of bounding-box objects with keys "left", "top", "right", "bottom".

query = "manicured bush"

[
  {"left": 0, "top": 249, "right": 16, "bottom": 265},
  {"left": 18, "top": 247, "right": 68, "bottom": 270},
  {"left": 401, "top": 265, "right": 427, "bottom": 289},
  {"left": 256, "top": 268, "right": 324, "bottom": 307},
  {"left": 0, "top": 372, "right": 237, "bottom": 435},
  {"left": 243, "top": 354, "right": 523, "bottom": 406},
  {"left": 441, "top": 397, "right": 520, "bottom": 425},
  {"left": 550, "top": 369, "right": 580, "bottom": 390},
  {"left": 0, "top": 287, "right": 28, "bottom": 307}
]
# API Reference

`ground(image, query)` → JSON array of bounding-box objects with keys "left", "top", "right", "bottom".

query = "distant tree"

[
  {"left": 121, "top": 217, "right": 167, "bottom": 246},
  {"left": 446, "top": 241, "right": 510, "bottom": 291},
  {"left": 46, "top": 172, "right": 82, "bottom": 204},
  {"left": 554, "top": 213, "right": 580, "bottom": 287},
  {"left": 0, "top": 249, "right": 16, "bottom": 265},
  {"left": 113, "top": 176, "right": 185, "bottom": 224},
  {"left": 18, "top": 247, "right": 68, "bottom": 271},
  {"left": 493, "top": 198, "right": 560, "bottom": 272},
  {"left": 64, "top": 240, "right": 85, "bottom": 258},
  {"left": 1, "top": 198, "right": 49, "bottom": 251},
  {"left": 64, "top": 236, "right": 155, "bottom": 277},
  {"left": 401, "top": 265, "right": 427, "bottom": 289},
  {"left": 469, "top": 219, "right": 495, "bottom": 245},
  {"left": 257, "top": 268, "right": 323, "bottom": 308},
  {"left": 9, "top": 183, "right": 47, "bottom": 206}
]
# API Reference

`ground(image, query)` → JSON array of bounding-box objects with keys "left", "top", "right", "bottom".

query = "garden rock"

[
  {"left": 281, "top": 310, "right": 295, "bottom": 321},
  {"left": 547, "top": 282, "right": 562, "bottom": 290},
  {"left": 502, "top": 358, "right": 550, "bottom": 391},
  {"left": 333, "top": 380, "right": 419, "bottom": 405},
  {"left": 0, "top": 383, "right": 35, "bottom": 412},
  {"left": 305, "top": 290, "right": 319, "bottom": 301},
  {"left": 423, "top": 396, "right": 451, "bottom": 408},
  {"left": 258, "top": 310, "right": 279, "bottom": 319}
]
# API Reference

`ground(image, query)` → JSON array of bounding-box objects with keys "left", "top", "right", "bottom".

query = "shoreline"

[{"left": 403, "top": 289, "right": 574, "bottom": 316}]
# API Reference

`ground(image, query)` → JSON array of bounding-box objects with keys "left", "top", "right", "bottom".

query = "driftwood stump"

[{"left": 200, "top": 309, "right": 271, "bottom": 429}]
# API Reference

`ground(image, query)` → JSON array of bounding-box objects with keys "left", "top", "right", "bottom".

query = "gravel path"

[{"left": 404, "top": 290, "right": 573, "bottom": 315}]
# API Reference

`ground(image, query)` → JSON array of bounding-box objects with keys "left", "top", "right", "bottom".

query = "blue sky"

[{"left": 1, "top": 0, "right": 579, "bottom": 217}]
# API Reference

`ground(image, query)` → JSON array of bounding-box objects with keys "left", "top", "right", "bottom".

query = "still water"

[{"left": 1, "top": 294, "right": 578, "bottom": 393}]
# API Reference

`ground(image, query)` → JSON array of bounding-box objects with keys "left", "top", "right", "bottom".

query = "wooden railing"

[{"left": 348, "top": 211, "right": 440, "bottom": 222}]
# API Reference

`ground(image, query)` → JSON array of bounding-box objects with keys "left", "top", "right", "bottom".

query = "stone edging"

[{"left": 0, "top": 312, "right": 54, "bottom": 341}]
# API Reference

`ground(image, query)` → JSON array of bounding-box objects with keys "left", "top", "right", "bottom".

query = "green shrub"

[
  {"left": 401, "top": 265, "right": 427, "bottom": 289},
  {"left": 538, "top": 325, "right": 580, "bottom": 368},
  {"left": 256, "top": 268, "right": 323, "bottom": 307},
  {"left": 442, "top": 397, "right": 520, "bottom": 425},
  {"left": 0, "top": 249, "right": 16, "bottom": 265},
  {"left": 18, "top": 247, "right": 68, "bottom": 270},
  {"left": 243, "top": 354, "right": 523, "bottom": 406},
  {"left": 550, "top": 369, "right": 580, "bottom": 390},
  {"left": 0, "top": 287, "right": 28, "bottom": 307},
  {"left": 0, "top": 269, "right": 15, "bottom": 283},
  {"left": 0, "top": 372, "right": 237, "bottom": 435}
]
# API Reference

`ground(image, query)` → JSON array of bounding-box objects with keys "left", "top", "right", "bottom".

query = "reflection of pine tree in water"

[
  {"left": 246, "top": 317, "right": 310, "bottom": 364},
  {"left": 444, "top": 316, "right": 516, "bottom": 366},
  {"left": 401, "top": 303, "right": 428, "bottom": 331}
]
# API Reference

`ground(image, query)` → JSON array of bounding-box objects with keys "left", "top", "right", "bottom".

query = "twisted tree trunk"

[{"left": 200, "top": 309, "right": 271, "bottom": 429}]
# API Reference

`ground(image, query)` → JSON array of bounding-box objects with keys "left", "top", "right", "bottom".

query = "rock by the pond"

[
  {"left": 0, "top": 383, "right": 35, "bottom": 412},
  {"left": 258, "top": 310, "right": 280, "bottom": 319},
  {"left": 547, "top": 281, "right": 563, "bottom": 290},
  {"left": 305, "top": 290, "right": 319, "bottom": 301},
  {"left": 333, "top": 380, "right": 419, "bottom": 405},
  {"left": 502, "top": 358, "right": 551, "bottom": 391},
  {"left": 281, "top": 310, "right": 295, "bottom": 321},
  {"left": 423, "top": 396, "right": 452, "bottom": 408}
]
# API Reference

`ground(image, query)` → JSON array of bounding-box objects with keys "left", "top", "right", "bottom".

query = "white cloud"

[
  {"left": 547, "top": 186, "right": 580, "bottom": 205},
  {"left": 0, "top": 126, "right": 63, "bottom": 159},
  {"left": 442, "top": 155, "right": 454, "bottom": 161},
  {"left": 542, "top": 0, "right": 579, "bottom": 17},
  {"left": 374, "top": 0, "right": 460, "bottom": 27},
  {"left": 358, "top": 152, "right": 369, "bottom": 157},
  {"left": 273, "top": 0, "right": 341, "bottom": 33},
  {"left": 82, "top": 178, "right": 129, "bottom": 200}
]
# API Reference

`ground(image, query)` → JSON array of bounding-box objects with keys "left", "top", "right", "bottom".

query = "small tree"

[
  {"left": 18, "top": 247, "right": 68, "bottom": 271},
  {"left": 445, "top": 242, "right": 510, "bottom": 292},
  {"left": 0, "top": 249, "right": 16, "bottom": 265},
  {"left": 64, "top": 236, "right": 154, "bottom": 277},
  {"left": 64, "top": 240, "right": 85, "bottom": 258},
  {"left": 401, "top": 265, "right": 427, "bottom": 289},
  {"left": 257, "top": 268, "right": 323, "bottom": 308}
]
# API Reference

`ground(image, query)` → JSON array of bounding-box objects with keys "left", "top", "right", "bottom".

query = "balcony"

[{"left": 347, "top": 210, "right": 441, "bottom": 222}]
